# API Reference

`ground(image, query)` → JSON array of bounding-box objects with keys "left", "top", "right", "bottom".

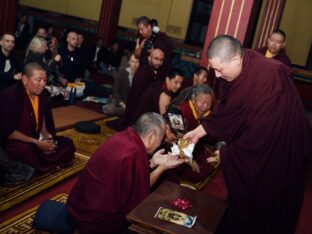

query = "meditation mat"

[
  {"left": 57, "top": 117, "right": 117, "bottom": 158},
  {"left": 0, "top": 194, "right": 69, "bottom": 234},
  {"left": 0, "top": 154, "right": 88, "bottom": 212},
  {"left": 52, "top": 105, "right": 105, "bottom": 131}
]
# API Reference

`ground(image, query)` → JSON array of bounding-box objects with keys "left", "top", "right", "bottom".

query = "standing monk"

[
  {"left": 256, "top": 29, "right": 292, "bottom": 68},
  {"left": 135, "top": 16, "right": 172, "bottom": 77},
  {"left": 0, "top": 63, "right": 75, "bottom": 173},
  {"left": 184, "top": 35, "right": 311, "bottom": 234}
]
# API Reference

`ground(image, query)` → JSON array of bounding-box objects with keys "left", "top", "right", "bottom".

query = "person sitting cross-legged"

[{"left": 0, "top": 63, "right": 75, "bottom": 173}]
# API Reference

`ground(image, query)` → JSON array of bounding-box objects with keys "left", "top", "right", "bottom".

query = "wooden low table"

[{"left": 127, "top": 181, "right": 227, "bottom": 234}]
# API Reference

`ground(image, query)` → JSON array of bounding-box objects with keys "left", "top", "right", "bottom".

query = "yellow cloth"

[
  {"left": 27, "top": 92, "right": 39, "bottom": 130},
  {"left": 189, "top": 100, "right": 210, "bottom": 125},
  {"left": 265, "top": 49, "right": 273, "bottom": 58}
]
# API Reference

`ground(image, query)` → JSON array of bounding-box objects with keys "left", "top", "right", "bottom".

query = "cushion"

[
  {"left": 74, "top": 121, "right": 101, "bottom": 133},
  {"left": 33, "top": 200, "right": 75, "bottom": 234}
]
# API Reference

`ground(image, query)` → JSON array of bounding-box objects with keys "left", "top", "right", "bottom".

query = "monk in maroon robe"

[
  {"left": 67, "top": 113, "right": 185, "bottom": 234},
  {"left": 0, "top": 63, "right": 75, "bottom": 173},
  {"left": 184, "top": 35, "right": 311, "bottom": 234},
  {"left": 130, "top": 68, "right": 184, "bottom": 125},
  {"left": 135, "top": 16, "right": 173, "bottom": 77},
  {"left": 167, "top": 84, "right": 216, "bottom": 184},
  {"left": 255, "top": 29, "right": 292, "bottom": 68},
  {"left": 109, "top": 49, "right": 166, "bottom": 130}
]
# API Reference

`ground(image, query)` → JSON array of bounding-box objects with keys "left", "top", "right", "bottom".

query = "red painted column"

[
  {"left": 97, "top": 0, "right": 122, "bottom": 47},
  {"left": 253, "top": 0, "right": 286, "bottom": 49},
  {"left": 0, "top": 0, "right": 18, "bottom": 35},
  {"left": 200, "top": 0, "right": 255, "bottom": 67}
]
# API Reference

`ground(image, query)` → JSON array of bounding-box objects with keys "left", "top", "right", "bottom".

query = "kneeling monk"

[{"left": 0, "top": 63, "right": 75, "bottom": 173}]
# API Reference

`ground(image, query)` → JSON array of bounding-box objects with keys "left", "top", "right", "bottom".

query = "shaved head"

[{"left": 207, "top": 35, "right": 244, "bottom": 62}]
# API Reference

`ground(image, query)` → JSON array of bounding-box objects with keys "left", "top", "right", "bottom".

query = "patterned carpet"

[
  {"left": 0, "top": 194, "right": 69, "bottom": 234},
  {"left": 0, "top": 117, "right": 117, "bottom": 212},
  {"left": 57, "top": 117, "right": 117, "bottom": 157},
  {"left": 0, "top": 155, "right": 88, "bottom": 212}
]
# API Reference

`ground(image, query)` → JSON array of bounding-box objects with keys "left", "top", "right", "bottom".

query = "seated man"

[
  {"left": 256, "top": 29, "right": 292, "bottom": 68},
  {"left": 172, "top": 66, "right": 209, "bottom": 105},
  {"left": 0, "top": 33, "right": 22, "bottom": 91},
  {"left": 67, "top": 112, "right": 185, "bottom": 234},
  {"left": 102, "top": 54, "right": 139, "bottom": 116},
  {"left": 0, "top": 63, "right": 75, "bottom": 173}
]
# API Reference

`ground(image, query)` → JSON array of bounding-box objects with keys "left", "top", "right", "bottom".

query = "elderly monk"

[
  {"left": 0, "top": 63, "right": 75, "bottom": 173},
  {"left": 67, "top": 112, "right": 185, "bottom": 234},
  {"left": 184, "top": 35, "right": 311, "bottom": 234},
  {"left": 256, "top": 29, "right": 292, "bottom": 68}
]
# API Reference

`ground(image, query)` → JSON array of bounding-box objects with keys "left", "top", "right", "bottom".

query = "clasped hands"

[{"left": 37, "top": 138, "right": 57, "bottom": 155}]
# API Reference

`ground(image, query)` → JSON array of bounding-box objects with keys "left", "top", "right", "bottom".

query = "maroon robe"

[
  {"left": 202, "top": 49, "right": 311, "bottom": 233},
  {"left": 122, "top": 63, "right": 165, "bottom": 128},
  {"left": 256, "top": 46, "right": 292, "bottom": 68},
  {"left": 138, "top": 31, "right": 173, "bottom": 77},
  {"left": 169, "top": 101, "right": 214, "bottom": 183},
  {"left": 67, "top": 127, "right": 150, "bottom": 234},
  {"left": 130, "top": 80, "right": 172, "bottom": 124},
  {"left": 0, "top": 82, "right": 75, "bottom": 173}
]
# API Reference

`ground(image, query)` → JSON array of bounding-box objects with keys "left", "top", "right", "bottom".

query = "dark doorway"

[{"left": 185, "top": 0, "right": 213, "bottom": 47}]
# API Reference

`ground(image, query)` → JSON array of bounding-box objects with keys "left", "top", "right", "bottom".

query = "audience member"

[
  {"left": 47, "top": 25, "right": 55, "bottom": 41},
  {"left": 76, "top": 33, "right": 89, "bottom": 78},
  {"left": 166, "top": 84, "right": 215, "bottom": 184},
  {"left": 88, "top": 37, "right": 107, "bottom": 70},
  {"left": 135, "top": 16, "right": 173, "bottom": 76},
  {"left": 58, "top": 31, "right": 84, "bottom": 85},
  {"left": 24, "top": 36, "right": 67, "bottom": 100},
  {"left": 183, "top": 66, "right": 208, "bottom": 89},
  {"left": 36, "top": 27, "right": 48, "bottom": 39},
  {"left": 0, "top": 63, "right": 75, "bottom": 173},
  {"left": 130, "top": 68, "right": 184, "bottom": 124},
  {"left": 113, "top": 48, "right": 166, "bottom": 130},
  {"left": 47, "top": 36, "right": 59, "bottom": 59},
  {"left": 172, "top": 66, "right": 209, "bottom": 105},
  {"left": 0, "top": 33, "right": 22, "bottom": 91},
  {"left": 184, "top": 35, "right": 311, "bottom": 234},
  {"left": 102, "top": 54, "right": 139, "bottom": 116},
  {"left": 99, "top": 41, "right": 123, "bottom": 75},
  {"left": 256, "top": 29, "right": 292, "bottom": 68},
  {"left": 67, "top": 112, "right": 185, "bottom": 233},
  {"left": 15, "top": 13, "right": 30, "bottom": 50}
]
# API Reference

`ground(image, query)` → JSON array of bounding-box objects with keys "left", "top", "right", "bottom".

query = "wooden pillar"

[
  {"left": 200, "top": 0, "right": 255, "bottom": 67},
  {"left": 0, "top": 0, "right": 18, "bottom": 35},
  {"left": 253, "top": 0, "right": 286, "bottom": 49},
  {"left": 97, "top": 0, "right": 122, "bottom": 47}
]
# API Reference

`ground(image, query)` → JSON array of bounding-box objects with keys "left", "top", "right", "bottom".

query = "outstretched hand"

[
  {"left": 183, "top": 125, "right": 207, "bottom": 144},
  {"left": 150, "top": 149, "right": 186, "bottom": 170},
  {"left": 150, "top": 149, "right": 166, "bottom": 168}
]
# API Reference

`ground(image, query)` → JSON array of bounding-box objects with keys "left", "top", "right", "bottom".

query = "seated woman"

[
  {"left": 24, "top": 36, "right": 68, "bottom": 101},
  {"left": 165, "top": 84, "right": 217, "bottom": 189},
  {"left": 102, "top": 54, "right": 140, "bottom": 116},
  {"left": 129, "top": 68, "right": 184, "bottom": 125}
]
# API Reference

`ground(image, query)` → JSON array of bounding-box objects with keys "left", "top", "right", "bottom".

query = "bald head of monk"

[
  {"left": 148, "top": 48, "right": 165, "bottom": 71},
  {"left": 207, "top": 35, "right": 244, "bottom": 82}
]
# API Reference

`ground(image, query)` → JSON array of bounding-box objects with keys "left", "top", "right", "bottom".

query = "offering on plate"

[{"left": 171, "top": 138, "right": 195, "bottom": 163}]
